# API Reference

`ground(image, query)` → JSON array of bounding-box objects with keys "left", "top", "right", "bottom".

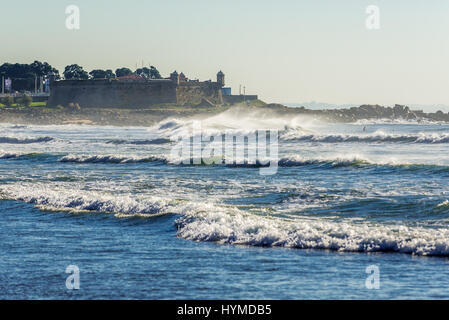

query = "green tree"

[
  {"left": 135, "top": 68, "right": 146, "bottom": 77},
  {"left": 0, "top": 63, "right": 34, "bottom": 91},
  {"left": 149, "top": 66, "right": 162, "bottom": 79},
  {"left": 63, "top": 64, "right": 89, "bottom": 80},
  {"left": 30, "top": 61, "right": 60, "bottom": 79},
  {"left": 135, "top": 66, "right": 162, "bottom": 79},
  {"left": 115, "top": 67, "right": 132, "bottom": 77},
  {"left": 89, "top": 69, "right": 107, "bottom": 79},
  {"left": 89, "top": 69, "right": 116, "bottom": 79},
  {"left": 0, "top": 61, "right": 60, "bottom": 92},
  {"left": 104, "top": 69, "right": 116, "bottom": 79}
]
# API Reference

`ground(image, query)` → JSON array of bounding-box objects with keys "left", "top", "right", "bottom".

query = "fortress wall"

[
  {"left": 47, "top": 79, "right": 226, "bottom": 108},
  {"left": 47, "top": 80, "right": 177, "bottom": 108},
  {"left": 223, "top": 95, "right": 258, "bottom": 104},
  {"left": 176, "top": 82, "right": 223, "bottom": 106}
]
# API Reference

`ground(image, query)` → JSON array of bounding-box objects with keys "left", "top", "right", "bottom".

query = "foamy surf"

[
  {"left": 49, "top": 153, "right": 449, "bottom": 173},
  {"left": 150, "top": 116, "right": 449, "bottom": 145},
  {"left": 150, "top": 111, "right": 313, "bottom": 141},
  {"left": 0, "top": 136, "right": 54, "bottom": 144},
  {"left": 175, "top": 206, "right": 449, "bottom": 256},
  {"left": 280, "top": 131, "right": 449, "bottom": 144},
  {"left": 106, "top": 138, "right": 172, "bottom": 145},
  {"left": 0, "top": 151, "right": 57, "bottom": 161},
  {"left": 0, "top": 152, "right": 21, "bottom": 159},
  {"left": 437, "top": 200, "right": 449, "bottom": 208},
  {"left": 3, "top": 183, "right": 449, "bottom": 256},
  {"left": 59, "top": 154, "right": 168, "bottom": 164},
  {"left": 0, "top": 184, "right": 174, "bottom": 217}
]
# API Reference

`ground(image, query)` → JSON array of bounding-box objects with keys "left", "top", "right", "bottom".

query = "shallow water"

[{"left": 1, "top": 111, "right": 449, "bottom": 299}]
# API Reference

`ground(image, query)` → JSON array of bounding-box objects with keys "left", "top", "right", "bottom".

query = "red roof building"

[{"left": 117, "top": 74, "right": 146, "bottom": 82}]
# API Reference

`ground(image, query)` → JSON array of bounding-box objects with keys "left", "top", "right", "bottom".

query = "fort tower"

[{"left": 217, "top": 71, "right": 225, "bottom": 87}]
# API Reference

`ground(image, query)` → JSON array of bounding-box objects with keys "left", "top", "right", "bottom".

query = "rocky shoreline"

[
  {"left": 0, "top": 102, "right": 448, "bottom": 126},
  {"left": 264, "top": 103, "right": 449, "bottom": 123}
]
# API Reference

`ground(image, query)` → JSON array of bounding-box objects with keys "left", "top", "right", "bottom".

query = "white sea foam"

[
  {"left": 2, "top": 113, "right": 449, "bottom": 258},
  {"left": 151, "top": 114, "right": 449, "bottom": 145},
  {"left": 3, "top": 183, "right": 449, "bottom": 256},
  {"left": 175, "top": 204, "right": 449, "bottom": 256},
  {"left": 106, "top": 138, "right": 172, "bottom": 145},
  {"left": 437, "top": 200, "right": 449, "bottom": 208},
  {"left": 53, "top": 152, "right": 449, "bottom": 171},
  {"left": 0, "top": 136, "right": 54, "bottom": 144},
  {"left": 354, "top": 118, "right": 445, "bottom": 125},
  {"left": 150, "top": 108, "right": 314, "bottom": 141},
  {"left": 280, "top": 130, "right": 449, "bottom": 144},
  {"left": 0, "top": 184, "right": 173, "bottom": 217},
  {"left": 59, "top": 154, "right": 168, "bottom": 164},
  {"left": 0, "top": 152, "right": 21, "bottom": 159},
  {"left": 276, "top": 154, "right": 424, "bottom": 168}
]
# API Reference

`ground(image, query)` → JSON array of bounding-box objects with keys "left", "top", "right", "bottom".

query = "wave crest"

[
  {"left": 280, "top": 131, "right": 449, "bottom": 144},
  {"left": 0, "top": 136, "right": 53, "bottom": 144},
  {"left": 1, "top": 184, "right": 173, "bottom": 217},
  {"left": 106, "top": 138, "right": 171, "bottom": 145},
  {"left": 59, "top": 154, "right": 167, "bottom": 164},
  {"left": 175, "top": 207, "right": 449, "bottom": 256},
  {"left": 3, "top": 184, "right": 449, "bottom": 256}
]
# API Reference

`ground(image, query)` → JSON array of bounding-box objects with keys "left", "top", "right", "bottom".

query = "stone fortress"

[{"left": 47, "top": 70, "right": 258, "bottom": 108}]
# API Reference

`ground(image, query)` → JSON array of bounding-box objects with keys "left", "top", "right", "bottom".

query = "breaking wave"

[
  {"left": 0, "top": 152, "right": 21, "bottom": 159},
  {"left": 59, "top": 154, "right": 167, "bottom": 164},
  {"left": 175, "top": 205, "right": 449, "bottom": 256},
  {"left": 0, "top": 152, "right": 56, "bottom": 161},
  {"left": 167, "top": 154, "right": 449, "bottom": 173},
  {"left": 150, "top": 114, "right": 313, "bottom": 141},
  {"left": 3, "top": 183, "right": 449, "bottom": 256},
  {"left": 280, "top": 131, "right": 449, "bottom": 144},
  {"left": 106, "top": 138, "right": 172, "bottom": 145},
  {"left": 0, "top": 136, "right": 54, "bottom": 144},
  {"left": 150, "top": 116, "right": 449, "bottom": 145},
  {"left": 437, "top": 200, "right": 449, "bottom": 208},
  {"left": 0, "top": 184, "right": 174, "bottom": 217},
  {"left": 0, "top": 148, "right": 447, "bottom": 175},
  {"left": 4, "top": 152, "right": 440, "bottom": 174}
]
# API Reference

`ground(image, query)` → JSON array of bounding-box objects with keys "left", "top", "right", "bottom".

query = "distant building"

[
  {"left": 47, "top": 70, "right": 258, "bottom": 108},
  {"left": 217, "top": 71, "right": 225, "bottom": 87},
  {"left": 169, "top": 71, "right": 179, "bottom": 84},
  {"left": 179, "top": 72, "right": 188, "bottom": 82},
  {"left": 221, "top": 87, "right": 231, "bottom": 96},
  {"left": 118, "top": 74, "right": 146, "bottom": 82}
]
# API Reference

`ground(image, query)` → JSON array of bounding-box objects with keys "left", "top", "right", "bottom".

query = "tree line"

[
  {"left": 63, "top": 64, "right": 162, "bottom": 80},
  {"left": 0, "top": 61, "right": 163, "bottom": 92},
  {"left": 0, "top": 61, "right": 60, "bottom": 92}
]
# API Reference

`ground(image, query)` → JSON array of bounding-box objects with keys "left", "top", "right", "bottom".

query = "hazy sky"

[{"left": 1, "top": 0, "right": 448, "bottom": 106}]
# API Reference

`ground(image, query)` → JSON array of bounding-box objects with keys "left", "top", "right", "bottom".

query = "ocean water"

[{"left": 1, "top": 108, "right": 449, "bottom": 299}]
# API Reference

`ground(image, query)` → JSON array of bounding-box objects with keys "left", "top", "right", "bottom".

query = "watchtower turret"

[
  {"left": 217, "top": 71, "right": 225, "bottom": 87},
  {"left": 170, "top": 71, "right": 179, "bottom": 84}
]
